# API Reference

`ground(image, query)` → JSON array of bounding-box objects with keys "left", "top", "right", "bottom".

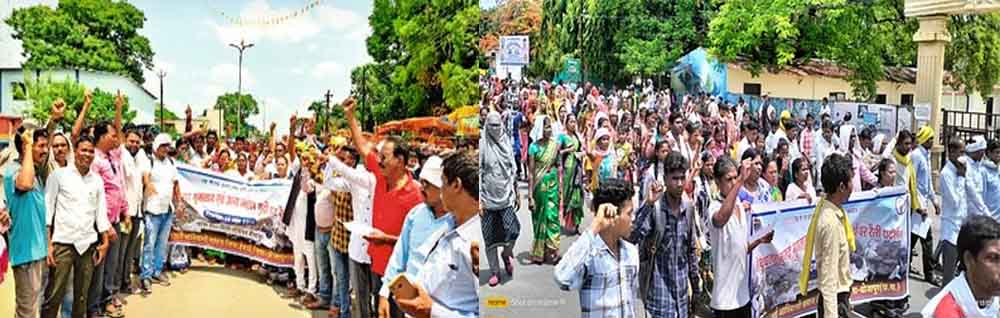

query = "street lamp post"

[
  {"left": 157, "top": 70, "right": 166, "bottom": 131},
  {"left": 229, "top": 39, "right": 254, "bottom": 136}
]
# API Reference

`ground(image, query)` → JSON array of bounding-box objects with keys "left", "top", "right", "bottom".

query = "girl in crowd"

[
  {"left": 559, "top": 114, "right": 584, "bottom": 234},
  {"left": 528, "top": 116, "right": 562, "bottom": 265},
  {"left": 784, "top": 157, "right": 816, "bottom": 203}
]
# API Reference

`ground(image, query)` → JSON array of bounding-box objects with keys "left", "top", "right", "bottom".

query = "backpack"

[{"left": 638, "top": 198, "right": 664, "bottom": 301}]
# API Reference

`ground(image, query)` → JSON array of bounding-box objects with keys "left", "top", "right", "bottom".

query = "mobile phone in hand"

[{"left": 389, "top": 274, "right": 418, "bottom": 301}]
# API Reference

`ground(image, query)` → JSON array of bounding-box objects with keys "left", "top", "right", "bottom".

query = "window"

[
  {"left": 901, "top": 94, "right": 913, "bottom": 106},
  {"left": 875, "top": 94, "right": 887, "bottom": 104},
  {"left": 743, "top": 83, "right": 761, "bottom": 96},
  {"left": 829, "top": 92, "right": 847, "bottom": 101},
  {"left": 10, "top": 82, "right": 26, "bottom": 101}
]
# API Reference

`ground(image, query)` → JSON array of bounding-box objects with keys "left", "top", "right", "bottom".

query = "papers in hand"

[
  {"left": 751, "top": 224, "right": 775, "bottom": 244},
  {"left": 342, "top": 220, "right": 374, "bottom": 237},
  {"left": 911, "top": 213, "right": 931, "bottom": 239}
]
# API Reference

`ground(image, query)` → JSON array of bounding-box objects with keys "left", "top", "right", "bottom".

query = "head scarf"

[
  {"left": 967, "top": 135, "right": 987, "bottom": 153},
  {"left": 838, "top": 124, "right": 861, "bottom": 157},
  {"left": 530, "top": 115, "right": 551, "bottom": 142},
  {"left": 872, "top": 133, "right": 886, "bottom": 154},
  {"left": 593, "top": 128, "right": 612, "bottom": 157},
  {"left": 915, "top": 126, "right": 934, "bottom": 145},
  {"left": 480, "top": 111, "right": 515, "bottom": 208},
  {"left": 47, "top": 131, "right": 75, "bottom": 169}
]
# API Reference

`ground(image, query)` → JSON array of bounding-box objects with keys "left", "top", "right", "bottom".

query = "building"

[
  {"left": 162, "top": 108, "right": 224, "bottom": 135},
  {"left": 0, "top": 67, "right": 159, "bottom": 124}
]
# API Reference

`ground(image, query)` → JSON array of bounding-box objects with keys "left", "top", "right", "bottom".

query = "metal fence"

[{"left": 941, "top": 109, "right": 1000, "bottom": 146}]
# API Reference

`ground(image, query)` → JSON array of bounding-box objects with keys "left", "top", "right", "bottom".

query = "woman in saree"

[
  {"left": 528, "top": 116, "right": 562, "bottom": 265},
  {"left": 558, "top": 114, "right": 584, "bottom": 235}
]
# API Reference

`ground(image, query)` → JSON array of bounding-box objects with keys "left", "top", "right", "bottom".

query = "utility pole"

[
  {"left": 157, "top": 70, "right": 166, "bottom": 131},
  {"left": 229, "top": 39, "right": 254, "bottom": 136},
  {"left": 324, "top": 89, "right": 333, "bottom": 135}
]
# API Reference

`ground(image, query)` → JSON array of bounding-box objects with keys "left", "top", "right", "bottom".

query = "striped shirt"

[{"left": 554, "top": 231, "right": 639, "bottom": 318}]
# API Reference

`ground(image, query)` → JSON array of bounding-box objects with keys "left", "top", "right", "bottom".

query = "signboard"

[
  {"left": 169, "top": 164, "right": 295, "bottom": 267},
  {"left": 750, "top": 188, "right": 910, "bottom": 317},
  {"left": 914, "top": 103, "right": 931, "bottom": 128},
  {"left": 499, "top": 36, "right": 530, "bottom": 65}
]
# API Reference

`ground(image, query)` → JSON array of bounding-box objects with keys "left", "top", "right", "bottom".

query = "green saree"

[{"left": 529, "top": 140, "right": 561, "bottom": 258}]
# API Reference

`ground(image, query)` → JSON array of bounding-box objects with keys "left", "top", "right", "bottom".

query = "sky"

[{"left": 1, "top": 0, "right": 373, "bottom": 133}]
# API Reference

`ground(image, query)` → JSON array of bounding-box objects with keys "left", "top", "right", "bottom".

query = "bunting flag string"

[{"left": 210, "top": 0, "right": 324, "bottom": 27}]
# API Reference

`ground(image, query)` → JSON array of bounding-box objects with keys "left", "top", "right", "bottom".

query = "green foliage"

[
  {"left": 21, "top": 73, "right": 137, "bottom": 129},
  {"left": 946, "top": 14, "right": 1000, "bottom": 98},
  {"left": 533, "top": 0, "right": 713, "bottom": 84},
  {"left": 350, "top": 63, "right": 398, "bottom": 131},
  {"left": 5, "top": 0, "right": 155, "bottom": 84},
  {"left": 365, "top": 0, "right": 478, "bottom": 116},
  {"left": 212, "top": 92, "right": 259, "bottom": 138},
  {"left": 154, "top": 105, "right": 179, "bottom": 121}
]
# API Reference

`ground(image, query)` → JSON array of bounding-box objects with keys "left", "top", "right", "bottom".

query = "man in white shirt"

[
  {"left": 118, "top": 128, "right": 150, "bottom": 295},
  {"left": 41, "top": 136, "right": 112, "bottom": 318},
  {"left": 322, "top": 144, "right": 378, "bottom": 318},
  {"left": 963, "top": 136, "right": 989, "bottom": 217},
  {"left": 709, "top": 156, "right": 773, "bottom": 317},
  {"left": 138, "top": 134, "right": 180, "bottom": 293}
]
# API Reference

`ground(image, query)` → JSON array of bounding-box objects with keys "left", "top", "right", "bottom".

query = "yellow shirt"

[{"left": 814, "top": 199, "right": 852, "bottom": 317}]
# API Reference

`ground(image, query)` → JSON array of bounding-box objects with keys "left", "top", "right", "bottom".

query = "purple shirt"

[{"left": 92, "top": 146, "right": 127, "bottom": 223}]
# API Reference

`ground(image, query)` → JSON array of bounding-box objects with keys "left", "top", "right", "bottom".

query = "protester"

[
  {"left": 480, "top": 111, "right": 520, "bottom": 287},
  {"left": 528, "top": 116, "right": 563, "bottom": 265},
  {"left": 940, "top": 139, "right": 970, "bottom": 285},
  {"left": 784, "top": 157, "right": 816, "bottom": 203},
  {"left": 554, "top": 178, "right": 638, "bottom": 318},
  {"left": 139, "top": 133, "right": 179, "bottom": 294},
  {"left": 984, "top": 139, "right": 1000, "bottom": 221},
  {"left": 801, "top": 153, "right": 855, "bottom": 318},
  {"left": 911, "top": 126, "right": 942, "bottom": 285},
  {"left": 395, "top": 150, "right": 481, "bottom": 318},
  {"left": 5, "top": 127, "right": 50, "bottom": 318},
  {"left": 41, "top": 136, "right": 112, "bottom": 318},
  {"left": 628, "top": 151, "right": 698, "bottom": 318},
  {"left": 343, "top": 97, "right": 424, "bottom": 318},
  {"left": 120, "top": 128, "right": 149, "bottom": 296},
  {"left": 963, "top": 135, "right": 989, "bottom": 217},
  {"left": 921, "top": 214, "right": 1000, "bottom": 317}
]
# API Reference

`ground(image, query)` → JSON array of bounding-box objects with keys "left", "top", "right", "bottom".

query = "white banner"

[
  {"left": 750, "top": 187, "right": 911, "bottom": 318},
  {"left": 173, "top": 164, "right": 293, "bottom": 250},
  {"left": 499, "top": 35, "right": 530, "bottom": 65}
]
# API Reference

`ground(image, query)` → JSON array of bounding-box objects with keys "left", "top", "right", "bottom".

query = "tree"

[
  {"left": 350, "top": 63, "right": 396, "bottom": 131},
  {"left": 5, "top": 0, "right": 155, "bottom": 84},
  {"left": 532, "top": 0, "right": 713, "bottom": 85},
  {"left": 212, "top": 92, "right": 259, "bottom": 138},
  {"left": 946, "top": 14, "right": 1000, "bottom": 98},
  {"left": 21, "top": 74, "right": 137, "bottom": 128},
  {"left": 155, "top": 105, "right": 179, "bottom": 121},
  {"left": 366, "top": 0, "right": 478, "bottom": 116}
]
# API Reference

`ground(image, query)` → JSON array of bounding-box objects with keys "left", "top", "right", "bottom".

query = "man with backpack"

[{"left": 629, "top": 151, "right": 699, "bottom": 318}]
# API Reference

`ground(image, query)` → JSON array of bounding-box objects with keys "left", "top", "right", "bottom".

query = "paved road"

[{"left": 479, "top": 181, "right": 942, "bottom": 318}]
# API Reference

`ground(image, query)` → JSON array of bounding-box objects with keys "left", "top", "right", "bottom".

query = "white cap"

[
  {"left": 153, "top": 133, "right": 172, "bottom": 150},
  {"left": 419, "top": 156, "right": 444, "bottom": 188},
  {"left": 967, "top": 135, "right": 987, "bottom": 153}
]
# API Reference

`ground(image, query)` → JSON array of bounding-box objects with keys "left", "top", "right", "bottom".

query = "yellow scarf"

[
  {"left": 893, "top": 150, "right": 922, "bottom": 210},
  {"left": 799, "top": 198, "right": 856, "bottom": 296}
]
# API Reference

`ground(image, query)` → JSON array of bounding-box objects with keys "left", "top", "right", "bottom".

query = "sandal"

[
  {"left": 488, "top": 274, "right": 500, "bottom": 287},
  {"left": 504, "top": 254, "right": 514, "bottom": 276}
]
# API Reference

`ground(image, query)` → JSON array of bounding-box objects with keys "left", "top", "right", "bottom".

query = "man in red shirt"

[{"left": 343, "top": 97, "right": 424, "bottom": 317}]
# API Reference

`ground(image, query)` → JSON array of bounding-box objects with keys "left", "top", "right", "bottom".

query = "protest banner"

[
  {"left": 749, "top": 187, "right": 910, "bottom": 318},
  {"left": 168, "top": 164, "right": 295, "bottom": 267}
]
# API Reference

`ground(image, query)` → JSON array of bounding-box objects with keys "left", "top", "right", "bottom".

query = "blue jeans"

[
  {"left": 313, "top": 230, "right": 334, "bottom": 304},
  {"left": 332, "top": 249, "right": 351, "bottom": 317},
  {"left": 141, "top": 211, "right": 174, "bottom": 279}
]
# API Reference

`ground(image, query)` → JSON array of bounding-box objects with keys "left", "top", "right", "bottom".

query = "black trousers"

[
  {"left": 817, "top": 292, "right": 850, "bottom": 318},
  {"left": 714, "top": 303, "right": 750, "bottom": 318},
  {"left": 911, "top": 232, "right": 938, "bottom": 279}
]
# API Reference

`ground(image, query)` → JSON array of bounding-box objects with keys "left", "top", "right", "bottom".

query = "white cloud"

[
  {"left": 291, "top": 67, "right": 305, "bottom": 75},
  {"left": 141, "top": 59, "right": 177, "bottom": 97},
  {"left": 247, "top": 96, "right": 310, "bottom": 133},
  {"left": 315, "top": 6, "right": 366, "bottom": 31},
  {"left": 209, "top": 63, "right": 255, "bottom": 89},
  {"left": 311, "top": 61, "right": 344, "bottom": 80}
]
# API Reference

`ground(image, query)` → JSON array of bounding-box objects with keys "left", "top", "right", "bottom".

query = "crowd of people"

[
  {"left": 479, "top": 75, "right": 1000, "bottom": 318},
  {"left": 0, "top": 92, "right": 482, "bottom": 318}
]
